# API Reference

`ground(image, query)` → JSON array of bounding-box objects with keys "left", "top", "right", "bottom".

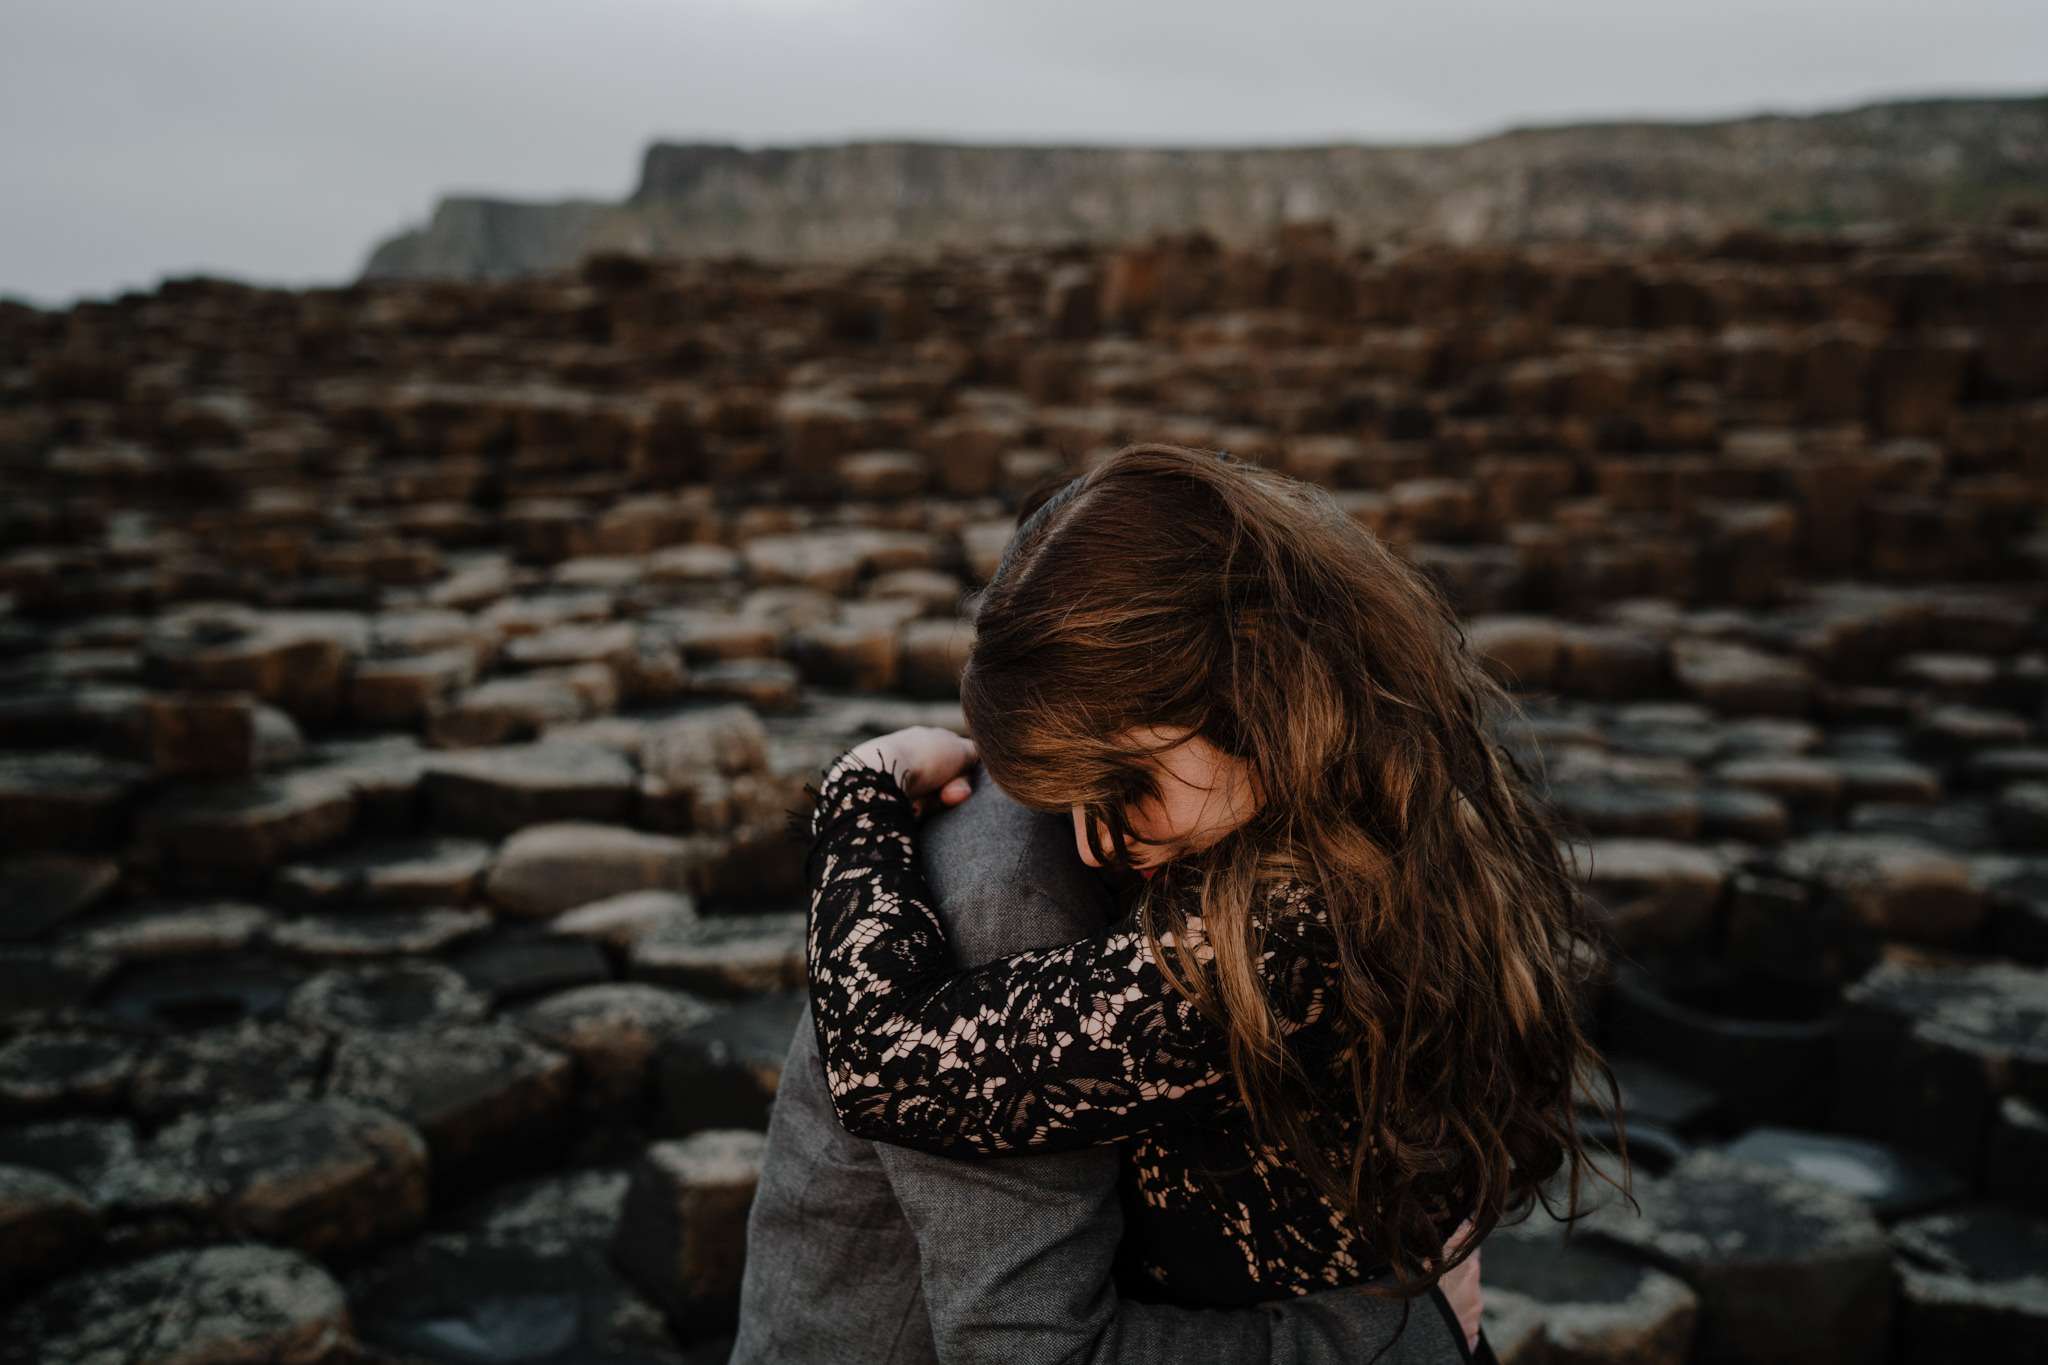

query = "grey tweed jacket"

[{"left": 730, "top": 779, "right": 1467, "bottom": 1365}]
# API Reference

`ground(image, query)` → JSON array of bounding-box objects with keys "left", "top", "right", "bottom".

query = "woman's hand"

[
  {"left": 1438, "top": 1220, "right": 1483, "bottom": 1353},
  {"left": 843, "top": 726, "right": 977, "bottom": 816}
]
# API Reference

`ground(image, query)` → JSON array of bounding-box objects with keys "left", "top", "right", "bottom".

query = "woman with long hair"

[{"left": 804, "top": 445, "right": 1613, "bottom": 1350}]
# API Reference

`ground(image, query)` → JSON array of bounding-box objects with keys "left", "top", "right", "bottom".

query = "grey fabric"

[{"left": 732, "top": 779, "right": 1465, "bottom": 1365}]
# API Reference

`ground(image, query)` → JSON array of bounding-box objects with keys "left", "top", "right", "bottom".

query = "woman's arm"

[{"left": 807, "top": 757, "right": 1328, "bottom": 1155}]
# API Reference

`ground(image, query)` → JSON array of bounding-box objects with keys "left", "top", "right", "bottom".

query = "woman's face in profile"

[{"left": 1071, "top": 727, "right": 1261, "bottom": 872}]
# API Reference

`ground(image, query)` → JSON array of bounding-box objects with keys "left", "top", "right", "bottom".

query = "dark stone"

[
  {"left": 97, "top": 958, "right": 305, "bottom": 1031},
  {"left": 0, "top": 1117, "right": 211, "bottom": 1250},
  {"left": 1996, "top": 781, "right": 2048, "bottom": 849},
  {"left": 0, "top": 751, "right": 147, "bottom": 852},
  {"left": 128, "top": 1019, "right": 331, "bottom": 1123},
  {"left": 1586, "top": 1150, "right": 1892, "bottom": 1365},
  {"left": 1719, "top": 1126, "right": 1963, "bottom": 1220},
  {"left": 1985, "top": 1096, "right": 2048, "bottom": 1218},
  {"left": 0, "top": 1243, "right": 354, "bottom": 1365},
  {"left": 273, "top": 835, "right": 493, "bottom": 908},
  {"left": 445, "top": 1167, "right": 632, "bottom": 1258},
  {"left": 630, "top": 911, "right": 806, "bottom": 998},
  {"left": 1832, "top": 959, "right": 2048, "bottom": 1181},
  {"left": 136, "top": 772, "right": 357, "bottom": 881},
  {"left": 449, "top": 931, "right": 614, "bottom": 1004},
  {"left": 0, "top": 1030, "right": 145, "bottom": 1121},
  {"left": 0, "top": 946, "right": 116, "bottom": 1029},
  {"left": 348, "top": 1236, "right": 682, "bottom": 1365},
  {"left": 1774, "top": 834, "right": 1988, "bottom": 948},
  {"left": 1550, "top": 782, "right": 1700, "bottom": 840},
  {"left": 1845, "top": 799, "right": 1996, "bottom": 851},
  {"left": 1605, "top": 1055, "right": 1720, "bottom": 1134},
  {"left": 1606, "top": 960, "right": 1839, "bottom": 1129},
  {"left": 1575, "top": 840, "right": 1725, "bottom": 953},
  {"left": 326, "top": 1022, "right": 575, "bottom": 1196},
  {"left": 0, "top": 1164, "right": 97, "bottom": 1300},
  {"left": 655, "top": 990, "right": 806, "bottom": 1135},
  {"left": 423, "top": 743, "right": 637, "bottom": 839},
  {"left": 269, "top": 906, "right": 492, "bottom": 959},
  {"left": 516, "top": 984, "right": 721, "bottom": 1131},
  {"left": 304, "top": 735, "right": 431, "bottom": 831},
  {"left": 1696, "top": 787, "right": 1790, "bottom": 843},
  {"left": 286, "top": 961, "right": 489, "bottom": 1034},
  {"left": 151, "top": 1098, "right": 428, "bottom": 1257},
  {"left": 0, "top": 856, "right": 119, "bottom": 942},
  {"left": 614, "top": 1129, "right": 765, "bottom": 1337},
  {"left": 1893, "top": 1205, "right": 2048, "bottom": 1363},
  {"left": 1725, "top": 871, "right": 1877, "bottom": 988},
  {"left": 75, "top": 902, "right": 274, "bottom": 961},
  {"left": 1482, "top": 1218, "right": 1698, "bottom": 1365}
]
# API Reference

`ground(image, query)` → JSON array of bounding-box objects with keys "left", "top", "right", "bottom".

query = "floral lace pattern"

[{"left": 805, "top": 759, "right": 1393, "bottom": 1301}]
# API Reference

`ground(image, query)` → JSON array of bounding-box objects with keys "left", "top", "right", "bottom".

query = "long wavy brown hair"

[{"left": 960, "top": 444, "right": 1615, "bottom": 1296}]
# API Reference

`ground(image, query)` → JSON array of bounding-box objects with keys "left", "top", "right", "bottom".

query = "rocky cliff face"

[{"left": 362, "top": 95, "right": 2048, "bottom": 280}]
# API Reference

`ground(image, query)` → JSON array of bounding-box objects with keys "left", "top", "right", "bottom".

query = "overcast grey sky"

[{"left": 5, "top": 0, "right": 2045, "bottom": 306}]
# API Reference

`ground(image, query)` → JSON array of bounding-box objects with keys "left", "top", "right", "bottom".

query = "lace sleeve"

[{"left": 805, "top": 758, "right": 1334, "bottom": 1156}]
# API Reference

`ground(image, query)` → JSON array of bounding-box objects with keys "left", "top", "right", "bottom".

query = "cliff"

[{"left": 360, "top": 94, "right": 2048, "bottom": 280}]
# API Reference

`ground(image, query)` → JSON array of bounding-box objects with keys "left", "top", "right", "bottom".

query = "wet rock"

[
  {"left": 427, "top": 675, "right": 589, "bottom": 748},
  {"left": 516, "top": 983, "right": 721, "bottom": 1127},
  {"left": 1482, "top": 1218, "right": 1698, "bottom": 1365},
  {"left": 0, "top": 1243, "right": 354, "bottom": 1365},
  {"left": 423, "top": 743, "right": 636, "bottom": 838},
  {"left": 1986, "top": 1096, "right": 2048, "bottom": 1217},
  {"left": 77, "top": 901, "right": 274, "bottom": 960},
  {"left": 270, "top": 906, "right": 491, "bottom": 958},
  {"left": 137, "top": 772, "right": 357, "bottom": 880},
  {"left": 0, "top": 855, "right": 119, "bottom": 942},
  {"left": 655, "top": 990, "right": 805, "bottom": 1135},
  {"left": 631, "top": 912, "right": 806, "bottom": 998},
  {"left": 0, "top": 750, "right": 147, "bottom": 852},
  {"left": 0, "top": 1164, "right": 97, "bottom": 1299},
  {"left": 551, "top": 889, "right": 700, "bottom": 951},
  {"left": 327, "top": 1022, "right": 574, "bottom": 1192},
  {"left": 1607, "top": 960, "right": 1839, "bottom": 1129},
  {"left": 449, "top": 930, "right": 614, "bottom": 1003},
  {"left": 1893, "top": 1205, "right": 2048, "bottom": 1362},
  {"left": 152, "top": 1098, "right": 428, "bottom": 1256},
  {"left": 486, "top": 822, "right": 714, "bottom": 919},
  {"left": 275, "top": 835, "right": 493, "bottom": 907},
  {"left": 348, "top": 1235, "right": 680, "bottom": 1365},
  {"left": 1719, "top": 1126, "right": 1963, "bottom": 1220},
  {"left": 97, "top": 957, "right": 304, "bottom": 1030},
  {"left": 1575, "top": 840, "right": 1724, "bottom": 952},
  {"left": 1670, "top": 640, "right": 1813, "bottom": 716},
  {"left": 1586, "top": 1149, "right": 1892, "bottom": 1365},
  {"left": 287, "top": 961, "right": 489, "bottom": 1034},
  {"left": 1774, "top": 834, "right": 1987, "bottom": 948},
  {"left": 129, "top": 1018, "right": 329, "bottom": 1122},
  {"left": 1833, "top": 958, "right": 2048, "bottom": 1179},
  {"left": 0, "top": 1030, "right": 144, "bottom": 1121},
  {"left": 614, "top": 1129, "right": 766, "bottom": 1336}
]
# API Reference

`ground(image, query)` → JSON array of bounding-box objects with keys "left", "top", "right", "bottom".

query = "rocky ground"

[{"left": 0, "top": 227, "right": 2045, "bottom": 1363}]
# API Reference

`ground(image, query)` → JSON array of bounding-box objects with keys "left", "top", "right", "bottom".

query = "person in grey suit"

[{"left": 731, "top": 778, "right": 1475, "bottom": 1365}]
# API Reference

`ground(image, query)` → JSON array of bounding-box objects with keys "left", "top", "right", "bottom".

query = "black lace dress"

[{"left": 806, "top": 760, "right": 1403, "bottom": 1306}]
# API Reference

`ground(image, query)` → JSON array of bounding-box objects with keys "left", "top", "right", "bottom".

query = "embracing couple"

[{"left": 733, "top": 447, "right": 1610, "bottom": 1363}]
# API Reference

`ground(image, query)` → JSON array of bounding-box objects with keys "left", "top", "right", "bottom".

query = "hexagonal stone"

[
  {"left": 346, "top": 648, "right": 478, "bottom": 729},
  {"left": 1835, "top": 755, "right": 1943, "bottom": 805},
  {"left": 1586, "top": 1150, "right": 1891, "bottom": 1365},
  {"left": 1719, "top": 1126, "right": 1963, "bottom": 1220},
  {"left": 1996, "top": 781, "right": 2048, "bottom": 849},
  {"left": 286, "top": 961, "right": 489, "bottom": 1034},
  {"left": 1483, "top": 1218, "right": 1698, "bottom": 1365},
  {"left": 516, "top": 983, "right": 721, "bottom": 1126},
  {"left": 1987, "top": 1096, "right": 2048, "bottom": 1217},
  {"left": 693, "top": 658, "right": 801, "bottom": 712},
  {"left": 1913, "top": 705, "right": 2033, "bottom": 766},
  {"left": 1711, "top": 756, "right": 1845, "bottom": 816},
  {"left": 326, "top": 1022, "right": 574, "bottom": 1191},
  {"left": 426, "top": 675, "right": 589, "bottom": 749},
  {"left": 274, "top": 835, "right": 492, "bottom": 908},
  {"left": 1477, "top": 1287, "right": 1552, "bottom": 1365},
  {"left": 486, "top": 822, "right": 715, "bottom": 919},
  {"left": 444, "top": 1167, "right": 631, "bottom": 1257},
  {"left": 900, "top": 618, "right": 974, "bottom": 699},
  {"left": 269, "top": 907, "right": 491, "bottom": 959},
  {"left": 0, "top": 946, "right": 115, "bottom": 1030},
  {"left": 0, "top": 856, "right": 119, "bottom": 942},
  {"left": 76, "top": 902, "right": 274, "bottom": 961},
  {"left": 551, "top": 889, "right": 700, "bottom": 951},
  {"left": 614, "top": 1129, "right": 765, "bottom": 1335},
  {"left": 1833, "top": 958, "right": 2048, "bottom": 1179},
  {"left": 150, "top": 1098, "right": 427, "bottom": 1257},
  {"left": 1774, "top": 834, "right": 1987, "bottom": 948},
  {"left": 655, "top": 990, "right": 806, "bottom": 1135},
  {"left": 1550, "top": 782, "right": 1700, "bottom": 840},
  {"left": 129, "top": 1019, "right": 330, "bottom": 1123},
  {"left": 0, "top": 1116, "right": 213, "bottom": 1241},
  {"left": 1894, "top": 1205, "right": 2048, "bottom": 1362},
  {"left": 1696, "top": 788, "right": 1790, "bottom": 844},
  {"left": 142, "top": 606, "right": 364, "bottom": 724},
  {"left": 422, "top": 743, "right": 636, "bottom": 838},
  {"left": 1575, "top": 840, "right": 1725, "bottom": 952},
  {"left": 96, "top": 958, "right": 305, "bottom": 1031},
  {"left": 0, "top": 750, "right": 147, "bottom": 852},
  {"left": 448, "top": 930, "right": 613, "bottom": 1004},
  {"left": 631, "top": 912, "right": 806, "bottom": 998},
  {"left": 0, "top": 1030, "right": 144, "bottom": 1121},
  {"left": 641, "top": 705, "right": 770, "bottom": 788},
  {"left": 0, "top": 1243, "right": 354, "bottom": 1365},
  {"left": 137, "top": 772, "right": 357, "bottom": 880},
  {"left": 302, "top": 734, "right": 432, "bottom": 831},
  {"left": 0, "top": 1164, "right": 96, "bottom": 1300},
  {"left": 1669, "top": 640, "right": 1812, "bottom": 716}
]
